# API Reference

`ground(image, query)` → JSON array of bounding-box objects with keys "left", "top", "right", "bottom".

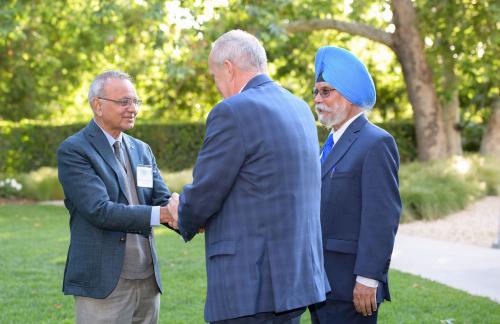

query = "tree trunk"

[
  {"left": 442, "top": 90, "right": 462, "bottom": 156},
  {"left": 441, "top": 56, "right": 463, "bottom": 156},
  {"left": 480, "top": 96, "right": 500, "bottom": 158},
  {"left": 391, "top": 0, "right": 448, "bottom": 160}
]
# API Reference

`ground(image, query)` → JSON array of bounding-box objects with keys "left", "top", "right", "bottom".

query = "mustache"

[{"left": 315, "top": 104, "right": 333, "bottom": 113}]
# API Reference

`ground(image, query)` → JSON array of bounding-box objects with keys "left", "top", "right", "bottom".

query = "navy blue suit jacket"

[
  {"left": 57, "top": 119, "right": 170, "bottom": 298},
  {"left": 320, "top": 114, "right": 401, "bottom": 303},
  {"left": 178, "top": 74, "right": 329, "bottom": 322}
]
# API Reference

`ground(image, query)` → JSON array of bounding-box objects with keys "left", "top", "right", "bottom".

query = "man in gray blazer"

[
  {"left": 167, "top": 30, "right": 329, "bottom": 324},
  {"left": 57, "top": 71, "right": 176, "bottom": 323}
]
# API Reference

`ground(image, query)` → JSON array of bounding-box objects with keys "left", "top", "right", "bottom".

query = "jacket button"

[{"left": 120, "top": 237, "right": 126, "bottom": 242}]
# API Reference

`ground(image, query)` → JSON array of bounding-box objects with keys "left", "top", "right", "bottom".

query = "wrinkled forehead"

[{"left": 103, "top": 78, "right": 136, "bottom": 95}]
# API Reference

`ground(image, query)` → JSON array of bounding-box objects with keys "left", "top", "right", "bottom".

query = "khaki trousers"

[{"left": 75, "top": 275, "right": 160, "bottom": 324}]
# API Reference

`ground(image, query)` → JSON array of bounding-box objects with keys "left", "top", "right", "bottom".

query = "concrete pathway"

[{"left": 391, "top": 234, "right": 500, "bottom": 303}]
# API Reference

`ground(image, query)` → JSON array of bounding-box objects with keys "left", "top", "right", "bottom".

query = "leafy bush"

[
  {"left": 2, "top": 120, "right": 419, "bottom": 175},
  {"left": 0, "top": 177, "right": 23, "bottom": 198},
  {"left": 8, "top": 167, "right": 193, "bottom": 201},
  {"left": 161, "top": 169, "right": 193, "bottom": 194},
  {"left": 6, "top": 155, "right": 499, "bottom": 226},
  {"left": 400, "top": 154, "right": 500, "bottom": 222},
  {"left": 19, "top": 167, "right": 64, "bottom": 201},
  {"left": 0, "top": 121, "right": 206, "bottom": 174}
]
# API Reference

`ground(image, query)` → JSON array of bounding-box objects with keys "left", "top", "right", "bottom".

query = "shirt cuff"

[
  {"left": 150, "top": 206, "right": 160, "bottom": 226},
  {"left": 356, "top": 276, "right": 379, "bottom": 288}
]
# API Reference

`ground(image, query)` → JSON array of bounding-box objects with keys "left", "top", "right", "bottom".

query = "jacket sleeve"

[
  {"left": 178, "top": 102, "right": 246, "bottom": 241},
  {"left": 354, "top": 135, "right": 402, "bottom": 282},
  {"left": 57, "top": 140, "right": 152, "bottom": 235}
]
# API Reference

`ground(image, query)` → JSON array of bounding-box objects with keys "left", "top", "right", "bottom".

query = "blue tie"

[{"left": 320, "top": 133, "right": 334, "bottom": 164}]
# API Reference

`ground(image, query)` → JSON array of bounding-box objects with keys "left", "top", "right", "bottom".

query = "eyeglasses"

[
  {"left": 312, "top": 87, "right": 336, "bottom": 99},
  {"left": 98, "top": 97, "right": 142, "bottom": 107}
]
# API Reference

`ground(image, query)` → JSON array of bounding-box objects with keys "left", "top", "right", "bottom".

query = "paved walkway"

[
  {"left": 398, "top": 196, "right": 500, "bottom": 248},
  {"left": 391, "top": 234, "right": 500, "bottom": 303}
]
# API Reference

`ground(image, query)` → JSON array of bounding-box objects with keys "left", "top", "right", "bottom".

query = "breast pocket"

[
  {"left": 325, "top": 238, "right": 358, "bottom": 254},
  {"left": 330, "top": 170, "right": 355, "bottom": 178},
  {"left": 324, "top": 170, "right": 361, "bottom": 216}
]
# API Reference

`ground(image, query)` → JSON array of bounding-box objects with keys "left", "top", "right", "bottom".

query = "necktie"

[
  {"left": 320, "top": 133, "right": 334, "bottom": 164},
  {"left": 113, "top": 141, "right": 127, "bottom": 173},
  {"left": 112, "top": 140, "right": 137, "bottom": 204}
]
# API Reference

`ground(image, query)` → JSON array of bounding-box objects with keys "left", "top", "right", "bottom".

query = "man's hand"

[
  {"left": 167, "top": 193, "right": 179, "bottom": 229},
  {"left": 160, "top": 193, "right": 179, "bottom": 229},
  {"left": 353, "top": 282, "right": 377, "bottom": 316}
]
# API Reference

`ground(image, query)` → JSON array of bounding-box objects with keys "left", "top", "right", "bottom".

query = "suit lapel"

[
  {"left": 84, "top": 120, "right": 130, "bottom": 203},
  {"left": 321, "top": 115, "right": 368, "bottom": 179}
]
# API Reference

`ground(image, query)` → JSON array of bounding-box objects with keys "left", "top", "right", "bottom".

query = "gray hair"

[
  {"left": 88, "top": 70, "right": 133, "bottom": 106},
  {"left": 210, "top": 30, "right": 267, "bottom": 72}
]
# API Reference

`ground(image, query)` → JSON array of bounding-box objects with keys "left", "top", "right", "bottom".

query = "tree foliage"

[
  {"left": 0, "top": 0, "right": 410, "bottom": 123},
  {"left": 0, "top": 0, "right": 497, "bottom": 140},
  {"left": 418, "top": 0, "right": 499, "bottom": 123}
]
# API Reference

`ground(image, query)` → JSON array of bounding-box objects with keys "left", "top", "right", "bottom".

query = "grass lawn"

[{"left": 0, "top": 204, "right": 499, "bottom": 323}]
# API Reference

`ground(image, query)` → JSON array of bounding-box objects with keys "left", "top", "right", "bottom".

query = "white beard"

[{"left": 315, "top": 102, "right": 349, "bottom": 129}]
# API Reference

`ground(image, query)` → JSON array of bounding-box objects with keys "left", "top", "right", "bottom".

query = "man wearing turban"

[{"left": 309, "top": 46, "right": 402, "bottom": 323}]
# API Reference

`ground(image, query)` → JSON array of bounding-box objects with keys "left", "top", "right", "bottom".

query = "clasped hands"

[{"left": 160, "top": 192, "right": 180, "bottom": 229}]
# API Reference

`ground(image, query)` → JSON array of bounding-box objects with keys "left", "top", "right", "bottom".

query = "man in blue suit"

[
  {"left": 57, "top": 71, "right": 176, "bottom": 323},
  {"left": 309, "top": 46, "right": 402, "bottom": 323},
  {"left": 167, "top": 30, "right": 329, "bottom": 323}
]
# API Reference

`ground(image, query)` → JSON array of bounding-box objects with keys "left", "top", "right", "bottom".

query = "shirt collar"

[
  {"left": 94, "top": 118, "right": 123, "bottom": 147},
  {"left": 331, "top": 111, "right": 364, "bottom": 145},
  {"left": 238, "top": 81, "right": 249, "bottom": 93}
]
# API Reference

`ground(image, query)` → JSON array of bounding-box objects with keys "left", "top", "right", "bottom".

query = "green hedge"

[
  {"left": 0, "top": 122, "right": 206, "bottom": 174},
  {"left": 2, "top": 120, "right": 472, "bottom": 174}
]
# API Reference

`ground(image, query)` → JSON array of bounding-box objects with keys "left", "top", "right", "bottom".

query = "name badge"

[{"left": 136, "top": 165, "right": 153, "bottom": 188}]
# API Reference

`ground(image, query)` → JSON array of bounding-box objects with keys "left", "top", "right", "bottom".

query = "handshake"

[{"left": 160, "top": 192, "right": 180, "bottom": 229}]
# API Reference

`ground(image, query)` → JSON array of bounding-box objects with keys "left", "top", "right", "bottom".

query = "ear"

[
  {"left": 223, "top": 59, "right": 235, "bottom": 80},
  {"left": 92, "top": 98, "right": 103, "bottom": 116}
]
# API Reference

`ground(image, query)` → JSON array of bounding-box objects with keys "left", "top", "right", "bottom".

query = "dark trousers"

[
  {"left": 211, "top": 307, "right": 306, "bottom": 324},
  {"left": 309, "top": 300, "right": 379, "bottom": 324}
]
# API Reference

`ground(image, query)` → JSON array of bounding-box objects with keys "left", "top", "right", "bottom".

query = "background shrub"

[
  {"left": 399, "top": 155, "right": 500, "bottom": 223},
  {"left": 0, "top": 122, "right": 205, "bottom": 174},
  {"left": 4, "top": 167, "right": 192, "bottom": 202},
  {"left": 19, "top": 167, "right": 65, "bottom": 201},
  {"left": 160, "top": 168, "right": 193, "bottom": 193},
  {"left": 0, "top": 120, "right": 485, "bottom": 175},
  {"left": 0, "top": 177, "right": 23, "bottom": 198}
]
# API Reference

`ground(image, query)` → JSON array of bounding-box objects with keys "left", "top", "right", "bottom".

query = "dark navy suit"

[
  {"left": 316, "top": 114, "right": 401, "bottom": 322},
  {"left": 57, "top": 120, "right": 170, "bottom": 298},
  {"left": 178, "top": 74, "right": 329, "bottom": 322}
]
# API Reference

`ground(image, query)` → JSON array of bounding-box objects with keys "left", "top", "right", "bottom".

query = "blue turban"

[{"left": 314, "top": 46, "right": 376, "bottom": 109}]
